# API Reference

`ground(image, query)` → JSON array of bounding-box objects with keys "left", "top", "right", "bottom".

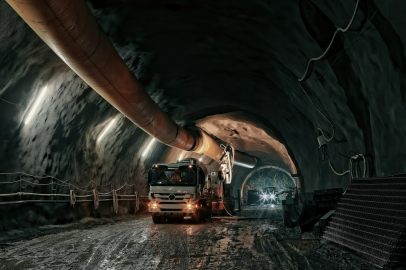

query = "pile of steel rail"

[{"left": 324, "top": 174, "right": 406, "bottom": 268}]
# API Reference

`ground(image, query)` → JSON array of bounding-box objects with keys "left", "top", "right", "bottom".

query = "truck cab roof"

[{"left": 152, "top": 158, "right": 208, "bottom": 177}]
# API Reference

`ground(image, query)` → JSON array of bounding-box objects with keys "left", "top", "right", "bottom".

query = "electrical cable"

[
  {"left": 44, "top": 174, "right": 70, "bottom": 183},
  {"left": 298, "top": 0, "right": 360, "bottom": 82},
  {"left": 0, "top": 179, "right": 22, "bottom": 184},
  {"left": 309, "top": 0, "right": 389, "bottom": 86},
  {"left": 299, "top": 81, "right": 335, "bottom": 141},
  {"left": 0, "top": 172, "right": 50, "bottom": 178},
  {"left": 98, "top": 191, "right": 113, "bottom": 195},
  {"left": 326, "top": 150, "right": 350, "bottom": 176},
  {"left": 223, "top": 202, "right": 233, "bottom": 217},
  {"left": 297, "top": 0, "right": 387, "bottom": 144},
  {"left": 20, "top": 179, "right": 53, "bottom": 186},
  {"left": 298, "top": 0, "right": 386, "bottom": 180},
  {"left": 325, "top": 148, "right": 372, "bottom": 178},
  {"left": 0, "top": 97, "right": 19, "bottom": 105}
]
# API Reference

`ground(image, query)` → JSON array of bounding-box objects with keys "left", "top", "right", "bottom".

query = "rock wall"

[{"left": 1, "top": 0, "right": 406, "bottom": 229}]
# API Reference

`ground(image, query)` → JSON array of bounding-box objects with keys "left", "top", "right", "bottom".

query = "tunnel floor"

[{"left": 0, "top": 206, "right": 379, "bottom": 270}]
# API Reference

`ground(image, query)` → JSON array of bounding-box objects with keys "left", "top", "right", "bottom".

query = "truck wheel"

[
  {"left": 192, "top": 211, "right": 202, "bottom": 223},
  {"left": 174, "top": 217, "right": 184, "bottom": 223},
  {"left": 168, "top": 217, "right": 183, "bottom": 223},
  {"left": 152, "top": 215, "right": 162, "bottom": 224}
]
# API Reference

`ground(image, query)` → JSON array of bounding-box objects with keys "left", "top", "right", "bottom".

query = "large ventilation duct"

[{"left": 6, "top": 0, "right": 256, "bottom": 167}]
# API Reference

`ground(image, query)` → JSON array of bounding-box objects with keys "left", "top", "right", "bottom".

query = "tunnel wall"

[
  {"left": 1, "top": 0, "right": 406, "bottom": 229},
  {"left": 0, "top": 1, "right": 172, "bottom": 231}
]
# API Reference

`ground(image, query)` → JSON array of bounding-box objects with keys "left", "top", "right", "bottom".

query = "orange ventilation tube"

[{"left": 6, "top": 0, "right": 256, "bottom": 167}]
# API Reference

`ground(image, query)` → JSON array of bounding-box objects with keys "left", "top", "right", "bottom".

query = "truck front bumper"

[{"left": 149, "top": 202, "right": 198, "bottom": 216}]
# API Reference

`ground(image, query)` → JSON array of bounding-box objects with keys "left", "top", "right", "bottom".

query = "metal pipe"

[
  {"left": 6, "top": 0, "right": 255, "bottom": 166},
  {"left": 234, "top": 151, "right": 257, "bottom": 168}
]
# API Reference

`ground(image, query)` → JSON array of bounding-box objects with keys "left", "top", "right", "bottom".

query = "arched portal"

[{"left": 240, "top": 165, "right": 296, "bottom": 205}]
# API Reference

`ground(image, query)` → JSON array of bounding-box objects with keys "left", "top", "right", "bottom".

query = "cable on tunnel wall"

[
  {"left": 298, "top": 0, "right": 360, "bottom": 82},
  {"left": 296, "top": 0, "right": 387, "bottom": 178},
  {"left": 325, "top": 150, "right": 373, "bottom": 188},
  {"left": 298, "top": 81, "right": 335, "bottom": 142},
  {"left": 297, "top": 0, "right": 388, "bottom": 140},
  {"left": 304, "top": 0, "right": 388, "bottom": 88},
  {"left": 297, "top": 0, "right": 361, "bottom": 142},
  {"left": 326, "top": 151, "right": 350, "bottom": 176}
]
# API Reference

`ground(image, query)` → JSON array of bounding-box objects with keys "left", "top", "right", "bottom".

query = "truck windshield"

[{"left": 150, "top": 166, "right": 196, "bottom": 186}]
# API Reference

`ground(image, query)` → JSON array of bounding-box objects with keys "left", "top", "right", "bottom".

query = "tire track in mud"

[
  {"left": 0, "top": 212, "right": 382, "bottom": 270},
  {"left": 83, "top": 223, "right": 146, "bottom": 270}
]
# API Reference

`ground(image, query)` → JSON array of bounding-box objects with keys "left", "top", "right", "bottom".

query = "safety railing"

[{"left": 0, "top": 172, "right": 139, "bottom": 213}]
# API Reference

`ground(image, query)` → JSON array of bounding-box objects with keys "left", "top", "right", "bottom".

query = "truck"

[{"left": 148, "top": 158, "right": 223, "bottom": 223}]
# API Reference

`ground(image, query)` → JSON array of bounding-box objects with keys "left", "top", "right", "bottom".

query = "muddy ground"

[{"left": 0, "top": 206, "right": 381, "bottom": 270}]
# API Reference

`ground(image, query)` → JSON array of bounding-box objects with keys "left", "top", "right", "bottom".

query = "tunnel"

[{"left": 1, "top": 0, "right": 406, "bottom": 269}]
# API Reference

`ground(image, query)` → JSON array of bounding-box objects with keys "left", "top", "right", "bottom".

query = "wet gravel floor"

[{"left": 0, "top": 206, "right": 380, "bottom": 270}]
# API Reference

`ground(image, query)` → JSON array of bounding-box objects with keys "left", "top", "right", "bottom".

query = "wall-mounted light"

[
  {"left": 179, "top": 152, "right": 184, "bottom": 161},
  {"left": 97, "top": 118, "right": 116, "bottom": 142},
  {"left": 142, "top": 138, "right": 156, "bottom": 157},
  {"left": 25, "top": 85, "right": 48, "bottom": 125},
  {"left": 199, "top": 156, "right": 203, "bottom": 162}
]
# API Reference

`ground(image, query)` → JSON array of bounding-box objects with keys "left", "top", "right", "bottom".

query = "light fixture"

[
  {"left": 142, "top": 138, "right": 156, "bottom": 157},
  {"left": 179, "top": 152, "right": 184, "bottom": 161},
  {"left": 25, "top": 85, "right": 48, "bottom": 125},
  {"left": 199, "top": 156, "right": 203, "bottom": 162},
  {"left": 97, "top": 118, "right": 116, "bottom": 142}
]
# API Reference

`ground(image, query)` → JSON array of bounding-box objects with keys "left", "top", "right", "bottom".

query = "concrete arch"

[{"left": 240, "top": 165, "right": 296, "bottom": 204}]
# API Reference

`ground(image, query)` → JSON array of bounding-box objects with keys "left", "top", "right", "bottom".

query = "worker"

[{"left": 171, "top": 169, "right": 182, "bottom": 182}]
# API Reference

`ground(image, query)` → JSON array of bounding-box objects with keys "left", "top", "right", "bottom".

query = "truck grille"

[
  {"left": 160, "top": 208, "right": 183, "bottom": 212},
  {"left": 156, "top": 193, "right": 185, "bottom": 196},
  {"left": 151, "top": 193, "right": 192, "bottom": 201}
]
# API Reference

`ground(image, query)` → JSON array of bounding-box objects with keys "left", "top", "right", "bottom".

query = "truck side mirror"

[
  {"left": 197, "top": 168, "right": 204, "bottom": 185},
  {"left": 147, "top": 170, "right": 152, "bottom": 184}
]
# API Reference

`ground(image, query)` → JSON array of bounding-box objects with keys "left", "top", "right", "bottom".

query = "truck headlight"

[
  {"left": 187, "top": 203, "right": 192, "bottom": 209},
  {"left": 270, "top": 194, "right": 275, "bottom": 200},
  {"left": 151, "top": 203, "right": 157, "bottom": 209}
]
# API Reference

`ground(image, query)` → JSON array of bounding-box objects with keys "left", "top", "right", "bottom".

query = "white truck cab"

[{"left": 148, "top": 158, "right": 214, "bottom": 223}]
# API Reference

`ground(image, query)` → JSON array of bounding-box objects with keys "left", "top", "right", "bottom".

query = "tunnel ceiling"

[
  {"left": 196, "top": 111, "right": 297, "bottom": 173},
  {"left": 1, "top": 0, "right": 406, "bottom": 193}
]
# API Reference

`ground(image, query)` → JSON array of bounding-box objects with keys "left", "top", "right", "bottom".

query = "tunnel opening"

[{"left": 240, "top": 165, "right": 297, "bottom": 207}]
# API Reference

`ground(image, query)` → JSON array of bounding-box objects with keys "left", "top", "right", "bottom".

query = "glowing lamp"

[
  {"left": 142, "top": 138, "right": 156, "bottom": 157},
  {"left": 97, "top": 118, "right": 116, "bottom": 142},
  {"left": 25, "top": 85, "right": 48, "bottom": 125}
]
